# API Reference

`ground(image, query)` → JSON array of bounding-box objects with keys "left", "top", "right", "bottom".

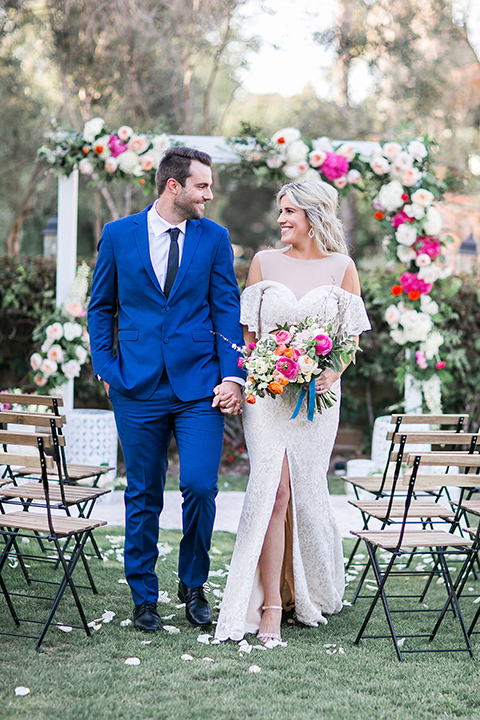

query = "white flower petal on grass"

[
  {"left": 197, "top": 633, "right": 212, "bottom": 644},
  {"left": 211, "top": 547, "right": 222, "bottom": 555},
  {"left": 238, "top": 640, "right": 252, "bottom": 654},
  {"left": 175, "top": 603, "right": 185, "bottom": 609},
  {"left": 326, "top": 648, "right": 337, "bottom": 655},
  {"left": 202, "top": 657, "right": 214, "bottom": 662},
  {"left": 338, "top": 647, "right": 346, "bottom": 655},
  {"left": 248, "top": 665, "right": 262, "bottom": 674},
  {"left": 102, "top": 610, "right": 115, "bottom": 623},
  {"left": 397, "top": 638, "right": 406, "bottom": 647},
  {"left": 264, "top": 638, "right": 287, "bottom": 648},
  {"left": 161, "top": 614, "right": 175, "bottom": 621},
  {"left": 118, "top": 579, "right": 128, "bottom": 584},
  {"left": 181, "top": 654, "right": 194, "bottom": 661},
  {"left": 208, "top": 569, "right": 226, "bottom": 577},
  {"left": 163, "top": 625, "right": 180, "bottom": 634},
  {"left": 15, "top": 686, "right": 31, "bottom": 697},
  {"left": 212, "top": 589, "right": 223, "bottom": 599},
  {"left": 324, "top": 643, "right": 336, "bottom": 648},
  {"left": 58, "top": 625, "right": 73, "bottom": 633},
  {"left": 158, "top": 591, "right": 171, "bottom": 604},
  {"left": 473, "top": 596, "right": 480, "bottom": 604},
  {"left": 157, "top": 542, "right": 172, "bottom": 557},
  {"left": 210, "top": 638, "right": 221, "bottom": 645},
  {"left": 125, "top": 657, "right": 141, "bottom": 666},
  {"left": 253, "top": 645, "right": 267, "bottom": 650},
  {"left": 342, "top": 600, "right": 352, "bottom": 607},
  {"left": 140, "top": 640, "right": 153, "bottom": 645},
  {"left": 120, "top": 619, "right": 132, "bottom": 627}
]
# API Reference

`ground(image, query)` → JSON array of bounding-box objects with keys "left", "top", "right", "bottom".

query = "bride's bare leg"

[{"left": 258, "top": 453, "right": 290, "bottom": 641}]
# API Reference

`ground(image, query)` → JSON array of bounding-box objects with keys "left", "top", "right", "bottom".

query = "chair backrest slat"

[
  {"left": 386, "top": 431, "right": 478, "bottom": 444},
  {"left": 0, "top": 429, "right": 66, "bottom": 448},
  {"left": 0, "top": 392, "right": 64, "bottom": 408},
  {"left": 405, "top": 452, "right": 480, "bottom": 468},
  {"left": 0, "top": 411, "right": 65, "bottom": 427},
  {"left": 0, "top": 452, "right": 55, "bottom": 470},
  {"left": 390, "top": 414, "right": 469, "bottom": 425}
]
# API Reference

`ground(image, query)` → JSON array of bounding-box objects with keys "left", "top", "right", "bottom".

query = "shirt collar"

[{"left": 148, "top": 201, "right": 187, "bottom": 237}]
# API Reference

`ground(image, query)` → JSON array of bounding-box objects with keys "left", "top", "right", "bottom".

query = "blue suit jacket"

[{"left": 88, "top": 205, "right": 244, "bottom": 401}]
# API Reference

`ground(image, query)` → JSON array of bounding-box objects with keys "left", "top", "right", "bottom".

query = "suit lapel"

[
  {"left": 167, "top": 219, "right": 202, "bottom": 299},
  {"left": 132, "top": 206, "right": 163, "bottom": 294}
]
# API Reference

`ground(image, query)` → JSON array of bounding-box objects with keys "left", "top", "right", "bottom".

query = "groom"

[{"left": 88, "top": 147, "right": 244, "bottom": 632}]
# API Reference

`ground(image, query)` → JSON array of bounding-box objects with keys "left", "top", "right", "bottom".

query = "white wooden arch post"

[{"left": 55, "top": 137, "right": 420, "bottom": 414}]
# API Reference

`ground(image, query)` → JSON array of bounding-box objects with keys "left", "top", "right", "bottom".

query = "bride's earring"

[{"left": 308, "top": 228, "right": 314, "bottom": 238}]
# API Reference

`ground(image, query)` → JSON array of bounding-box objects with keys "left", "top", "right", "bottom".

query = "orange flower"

[
  {"left": 280, "top": 377, "right": 289, "bottom": 386},
  {"left": 408, "top": 290, "right": 420, "bottom": 301},
  {"left": 248, "top": 376, "right": 254, "bottom": 382},
  {"left": 82, "top": 146, "right": 90, "bottom": 154},
  {"left": 374, "top": 211, "right": 384, "bottom": 220},
  {"left": 277, "top": 136, "right": 286, "bottom": 144},
  {"left": 245, "top": 394, "right": 256, "bottom": 404},
  {"left": 268, "top": 381, "right": 284, "bottom": 395},
  {"left": 274, "top": 344, "right": 287, "bottom": 356},
  {"left": 94, "top": 144, "right": 104, "bottom": 154},
  {"left": 283, "top": 348, "right": 295, "bottom": 358},
  {"left": 391, "top": 284, "right": 403, "bottom": 296},
  {"left": 139, "top": 179, "right": 146, "bottom": 185}
]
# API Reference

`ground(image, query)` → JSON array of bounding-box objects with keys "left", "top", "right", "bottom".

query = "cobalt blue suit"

[{"left": 88, "top": 205, "right": 244, "bottom": 605}]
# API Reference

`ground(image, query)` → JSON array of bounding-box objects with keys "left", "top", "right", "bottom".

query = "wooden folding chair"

[
  {"left": 0, "top": 433, "right": 107, "bottom": 651},
  {"left": 351, "top": 452, "right": 480, "bottom": 660},
  {"left": 0, "top": 393, "right": 113, "bottom": 487}
]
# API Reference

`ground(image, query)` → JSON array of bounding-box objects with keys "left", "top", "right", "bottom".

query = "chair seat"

[
  {"left": 349, "top": 499, "right": 455, "bottom": 520},
  {"left": 453, "top": 500, "right": 480, "bottom": 516},
  {"left": 0, "top": 511, "right": 107, "bottom": 537},
  {"left": 14, "top": 463, "right": 113, "bottom": 481},
  {"left": 1, "top": 483, "right": 109, "bottom": 504},
  {"left": 344, "top": 476, "right": 397, "bottom": 493},
  {"left": 351, "top": 529, "right": 473, "bottom": 551}
]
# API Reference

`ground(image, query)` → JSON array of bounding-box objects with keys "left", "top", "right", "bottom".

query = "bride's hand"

[{"left": 315, "top": 369, "right": 340, "bottom": 394}]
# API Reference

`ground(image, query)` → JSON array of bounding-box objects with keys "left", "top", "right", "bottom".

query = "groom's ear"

[{"left": 166, "top": 177, "right": 182, "bottom": 196}]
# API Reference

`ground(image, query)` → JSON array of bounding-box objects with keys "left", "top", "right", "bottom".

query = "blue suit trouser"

[{"left": 109, "top": 374, "right": 224, "bottom": 605}]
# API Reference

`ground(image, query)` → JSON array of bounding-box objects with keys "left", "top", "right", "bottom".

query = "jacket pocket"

[
  {"left": 118, "top": 329, "right": 139, "bottom": 341},
  {"left": 192, "top": 330, "right": 214, "bottom": 342}
]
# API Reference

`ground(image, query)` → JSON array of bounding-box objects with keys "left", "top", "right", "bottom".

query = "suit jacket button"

[
  {"left": 165, "top": 306, "right": 170, "bottom": 312},
  {"left": 164, "top": 338, "right": 169, "bottom": 344}
]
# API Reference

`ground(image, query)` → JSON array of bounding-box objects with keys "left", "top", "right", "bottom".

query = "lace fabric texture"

[{"left": 214, "top": 250, "right": 371, "bottom": 642}]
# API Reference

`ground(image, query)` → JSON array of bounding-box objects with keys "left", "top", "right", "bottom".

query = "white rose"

[
  {"left": 390, "top": 329, "right": 407, "bottom": 345},
  {"left": 284, "top": 164, "right": 303, "bottom": 179},
  {"left": 41, "top": 358, "right": 58, "bottom": 376},
  {"left": 403, "top": 203, "right": 424, "bottom": 220},
  {"left": 422, "top": 206, "right": 443, "bottom": 235},
  {"left": 298, "top": 355, "right": 317, "bottom": 376},
  {"left": 382, "top": 142, "right": 402, "bottom": 160},
  {"left": 399, "top": 311, "right": 432, "bottom": 341},
  {"left": 78, "top": 158, "right": 94, "bottom": 176},
  {"left": 128, "top": 134, "right": 150, "bottom": 154},
  {"left": 400, "top": 309, "right": 422, "bottom": 330},
  {"left": 385, "top": 305, "right": 401, "bottom": 327},
  {"left": 117, "top": 125, "right": 133, "bottom": 142},
  {"left": 408, "top": 140, "right": 428, "bottom": 161},
  {"left": 377, "top": 180, "right": 405, "bottom": 211},
  {"left": 397, "top": 245, "right": 416, "bottom": 263},
  {"left": 64, "top": 301, "right": 84, "bottom": 318},
  {"left": 370, "top": 157, "right": 390, "bottom": 175},
  {"left": 312, "top": 136, "right": 334, "bottom": 152},
  {"left": 75, "top": 346, "right": 89, "bottom": 364},
  {"left": 395, "top": 224, "right": 417, "bottom": 246},
  {"left": 415, "top": 253, "right": 431, "bottom": 268},
  {"left": 140, "top": 153, "right": 156, "bottom": 171},
  {"left": 271, "top": 127, "right": 301, "bottom": 146},
  {"left": 62, "top": 360, "right": 81, "bottom": 380},
  {"left": 417, "top": 265, "right": 441, "bottom": 283},
  {"left": 286, "top": 139, "right": 309, "bottom": 164},
  {"left": 46, "top": 322, "right": 64, "bottom": 340},
  {"left": 266, "top": 154, "right": 285, "bottom": 169},
  {"left": 47, "top": 344, "right": 65, "bottom": 363},
  {"left": 152, "top": 134, "right": 170, "bottom": 153},
  {"left": 395, "top": 151, "right": 414, "bottom": 170},
  {"left": 41, "top": 337, "right": 54, "bottom": 353},
  {"left": 105, "top": 156, "right": 118, "bottom": 173},
  {"left": 402, "top": 167, "right": 422, "bottom": 187},
  {"left": 411, "top": 188, "right": 434, "bottom": 207},
  {"left": 336, "top": 143, "right": 355, "bottom": 161},
  {"left": 440, "top": 266, "right": 452, "bottom": 279},
  {"left": 420, "top": 295, "right": 439, "bottom": 315},
  {"left": 333, "top": 176, "right": 347, "bottom": 189},
  {"left": 421, "top": 331, "right": 444, "bottom": 359},
  {"left": 93, "top": 135, "right": 111, "bottom": 160},
  {"left": 63, "top": 322, "right": 83, "bottom": 341},
  {"left": 253, "top": 359, "right": 269, "bottom": 374},
  {"left": 347, "top": 169, "right": 361, "bottom": 184},
  {"left": 82, "top": 117, "right": 105, "bottom": 143},
  {"left": 117, "top": 150, "right": 142, "bottom": 174},
  {"left": 308, "top": 149, "right": 327, "bottom": 168},
  {"left": 30, "top": 353, "right": 43, "bottom": 371}
]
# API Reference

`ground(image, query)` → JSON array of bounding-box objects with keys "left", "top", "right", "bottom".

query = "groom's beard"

[{"left": 174, "top": 192, "right": 206, "bottom": 220}]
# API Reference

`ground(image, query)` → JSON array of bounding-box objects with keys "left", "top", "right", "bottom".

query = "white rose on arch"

[
  {"left": 93, "top": 135, "right": 111, "bottom": 161},
  {"left": 312, "top": 136, "right": 334, "bottom": 152},
  {"left": 370, "top": 157, "right": 390, "bottom": 175},
  {"left": 420, "top": 331, "right": 444, "bottom": 359},
  {"left": 309, "top": 149, "right": 327, "bottom": 168},
  {"left": 271, "top": 128, "right": 301, "bottom": 146},
  {"left": 336, "top": 143, "right": 356, "bottom": 161},
  {"left": 63, "top": 322, "right": 83, "bottom": 341},
  {"left": 347, "top": 169, "right": 361, "bottom": 184},
  {"left": 152, "top": 134, "right": 170, "bottom": 153},
  {"left": 117, "top": 150, "right": 142, "bottom": 174},
  {"left": 402, "top": 167, "right": 422, "bottom": 187},
  {"left": 403, "top": 203, "right": 425, "bottom": 220},
  {"left": 390, "top": 328, "right": 407, "bottom": 345},
  {"left": 395, "top": 224, "right": 417, "bottom": 246},
  {"left": 382, "top": 142, "right": 402, "bottom": 161},
  {"left": 411, "top": 188, "right": 435, "bottom": 207},
  {"left": 397, "top": 245, "right": 416, "bottom": 263},
  {"left": 286, "top": 139, "right": 309, "bottom": 164},
  {"left": 420, "top": 295, "right": 439, "bottom": 315},
  {"left": 62, "top": 360, "right": 82, "bottom": 380},
  {"left": 377, "top": 180, "right": 405, "bottom": 212},
  {"left": 78, "top": 159, "right": 94, "bottom": 176},
  {"left": 46, "top": 322, "right": 64, "bottom": 340},
  {"left": 82, "top": 117, "right": 105, "bottom": 143},
  {"left": 41, "top": 358, "right": 58, "bottom": 376},
  {"left": 422, "top": 206, "right": 443, "bottom": 235},
  {"left": 30, "top": 353, "right": 43, "bottom": 371},
  {"left": 418, "top": 264, "right": 442, "bottom": 284},
  {"left": 105, "top": 157, "right": 118, "bottom": 173},
  {"left": 47, "top": 344, "right": 65, "bottom": 364},
  {"left": 117, "top": 125, "right": 133, "bottom": 142},
  {"left": 75, "top": 346, "right": 89, "bottom": 364},
  {"left": 266, "top": 154, "right": 285, "bottom": 169},
  {"left": 385, "top": 305, "right": 401, "bottom": 327},
  {"left": 408, "top": 140, "right": 428, "bottom": 161},
  {"left": 128, "top": 134, "right": 150, "bottom": 155},
  {"left": 415, "top": 253, "right": 431, "bottom": 268}
]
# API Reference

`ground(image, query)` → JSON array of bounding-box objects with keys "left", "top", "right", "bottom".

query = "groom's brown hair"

[{"left": 155, "top": 146, "right": 212, "bottom": 196}]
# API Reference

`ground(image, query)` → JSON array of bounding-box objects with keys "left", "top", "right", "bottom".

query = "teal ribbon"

[{"left": 291, "top": 379, "right": 316, "bottom": 422}]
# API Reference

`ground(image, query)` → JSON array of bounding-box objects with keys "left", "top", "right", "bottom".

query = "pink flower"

[
  {"left": 108, "top": 134, "right": 128, "bottom": 158},
  {"left": 318, "top": 152, "right": 349, "bottom": 181},
  {"left": 414, "top": 236, "right": 441, "bottom": 259},
  {"left": 237, "top": 357, "right": 245, "bottom": 368},
  {"left": 248, "top": 342, "right": 257, "bottom": 350},
  {"left": 391, "top": 210, "right": 414, "bottom": 228},
  {"left": 315, "top": 334, "right": 333, "bottom": 356},
  {"left": 275, "top": 330, "right": 292, "bottom": 345},
  {"left": 400, "top": 271, "right": 433, "bottom": 296},
  {"left": 436, "top": 361, "right": 446, "bottom": 369},
  {"left": 275, "top": 357, "right": 299, "bottom": 380}
]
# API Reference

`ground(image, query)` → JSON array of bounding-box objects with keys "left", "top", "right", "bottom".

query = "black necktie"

[{"left": 164, "top": 227, "right": 180, "bottom": 297}]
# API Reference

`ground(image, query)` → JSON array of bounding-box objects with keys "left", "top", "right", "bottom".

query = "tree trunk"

[{"left": 6, "top": 164, "right": 46, "bottom": 256}]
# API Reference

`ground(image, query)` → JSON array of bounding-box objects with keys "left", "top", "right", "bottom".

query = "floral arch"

[{"left": 39, "top": 118, "right": 453, "bottom": 412}]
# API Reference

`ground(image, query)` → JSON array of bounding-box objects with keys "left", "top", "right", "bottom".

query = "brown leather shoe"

[{"left": 178, "top": 581, "right": 213, "bottom": 627}]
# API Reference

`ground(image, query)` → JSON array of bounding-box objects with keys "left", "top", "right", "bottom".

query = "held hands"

[
  {"left": 102, "top": 380, "right": 111, "bottom": 397},
  {"left": 212, "top": 381, "right": 243, "bottom": 415},
  {"left": 315, "top": 369, "right": 341, "bottom": 395}
]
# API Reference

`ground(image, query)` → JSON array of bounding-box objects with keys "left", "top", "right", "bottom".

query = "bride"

[{"left": 215, "top": 177, "right": 371, "bottom": 644}]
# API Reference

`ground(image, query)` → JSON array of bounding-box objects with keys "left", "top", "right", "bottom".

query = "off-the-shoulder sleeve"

[
  {"left": 340, "top": 293, "right": 372, "bottom": 336},
  {"left": 240, "top": 283, "right": 265, "bottom": 336}
]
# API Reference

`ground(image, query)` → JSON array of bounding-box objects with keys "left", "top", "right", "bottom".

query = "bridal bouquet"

[{"left": 237, "top": 317, "right": 359, "bottom": 419}]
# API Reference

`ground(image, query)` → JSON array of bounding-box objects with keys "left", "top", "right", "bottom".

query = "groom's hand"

[{"left": 212, "top": 382, "right": 243, "bottom": 415}]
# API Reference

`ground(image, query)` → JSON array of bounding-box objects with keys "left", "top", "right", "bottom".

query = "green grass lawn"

[{"left": 1, "top": 529, "right": 480, "bottom": 720}]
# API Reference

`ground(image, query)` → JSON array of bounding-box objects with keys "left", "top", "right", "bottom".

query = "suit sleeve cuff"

[{"left": 222, "top": 376, "right": 245, "bottom": 387}]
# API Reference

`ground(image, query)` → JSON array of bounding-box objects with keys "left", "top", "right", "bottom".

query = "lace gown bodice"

[{"left": 214, "top": 249, "right": 371, "bottom": 642}]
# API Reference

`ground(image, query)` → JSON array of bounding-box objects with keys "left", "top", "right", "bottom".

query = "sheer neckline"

[{"left": 246, "top": 279, "right": 361, "bottom": 303}]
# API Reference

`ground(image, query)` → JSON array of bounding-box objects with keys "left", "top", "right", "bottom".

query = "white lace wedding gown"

[{"left": 215, "top": 249, "right": 371, "bottom": 641}]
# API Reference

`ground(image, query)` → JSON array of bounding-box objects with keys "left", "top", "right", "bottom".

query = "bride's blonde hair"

[{"left": 277, "top": 178, "right": 349, "bottom": 255}]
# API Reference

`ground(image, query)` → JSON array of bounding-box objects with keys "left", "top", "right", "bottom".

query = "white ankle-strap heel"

[{"left": 258, "top": 606, "right": 283, "bottom": 643}]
